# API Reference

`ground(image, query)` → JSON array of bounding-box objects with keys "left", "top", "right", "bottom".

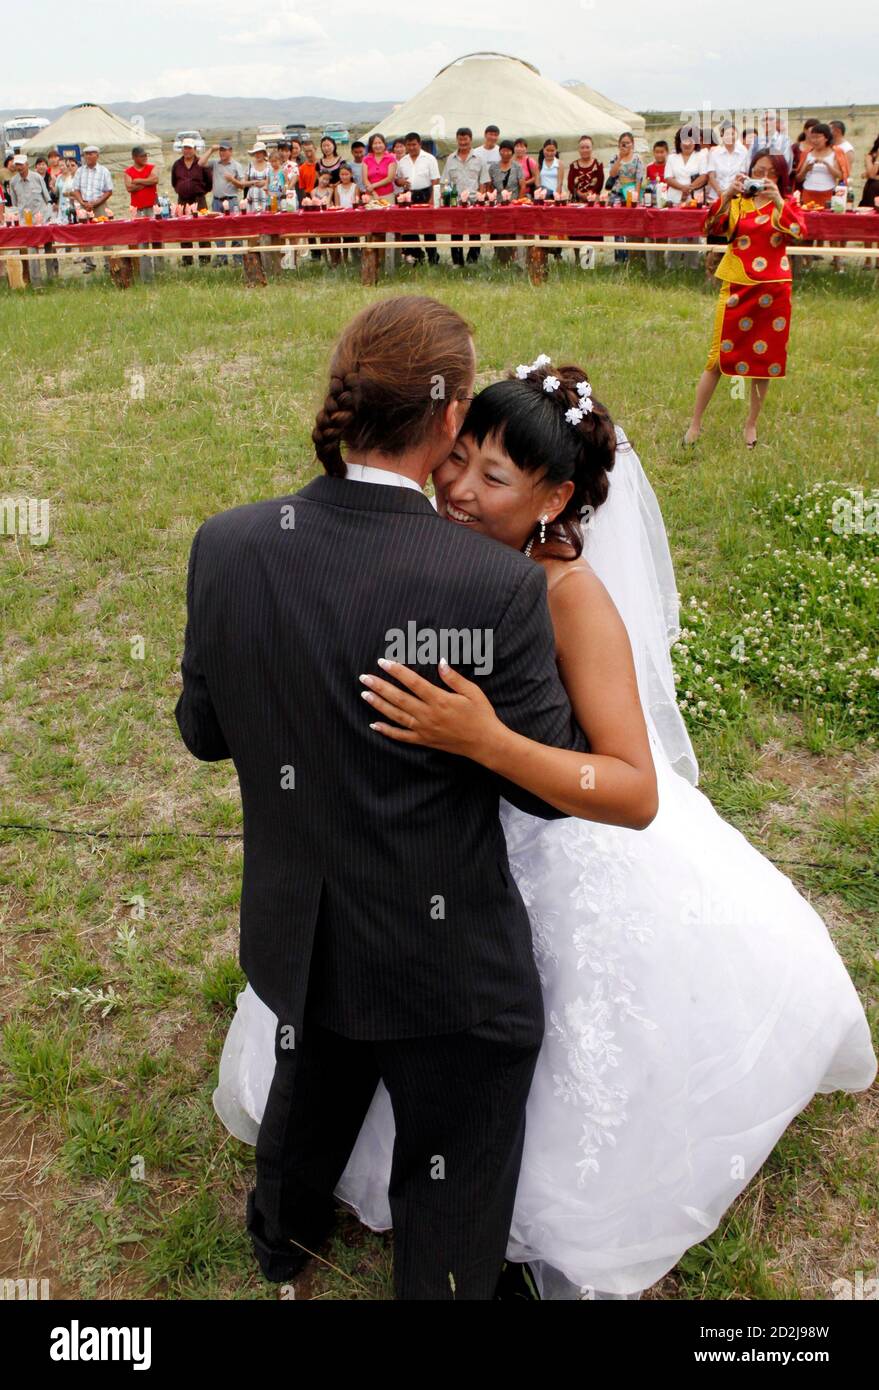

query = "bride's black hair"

[{"left": 459, "top": 362, "right": 620, "bottom": 559}]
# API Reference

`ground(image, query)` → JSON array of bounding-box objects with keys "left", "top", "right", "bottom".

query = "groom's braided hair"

[
  {"left": 313, "top": 371, "right": 359, "bottom": 474},
  {"left": 312, "top": 296, "right": 474, "bottom": 476}
]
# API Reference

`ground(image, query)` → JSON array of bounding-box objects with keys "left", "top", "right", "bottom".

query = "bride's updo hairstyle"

[
  {"left": 459, "top": 361, "right": 619, "bottom": 559},
  {"left": 312, "top": 295, "right": 474, "bottom": 476}
]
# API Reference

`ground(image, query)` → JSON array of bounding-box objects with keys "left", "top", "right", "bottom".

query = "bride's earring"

[{"left": 524, "top": 515, "right": 550, "bottom": 559}]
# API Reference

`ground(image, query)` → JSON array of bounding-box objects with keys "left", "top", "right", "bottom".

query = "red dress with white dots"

[{"left": 702, "top": 195, "right": 808, "bottom": 379}]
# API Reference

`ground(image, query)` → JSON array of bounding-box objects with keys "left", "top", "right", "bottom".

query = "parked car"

[
  {"left": 256, "top": 124, "right": 284, "bottom": 147},
  {"left": 322, "top": 123, "right": 350, "bottom": 145},
  {"left": 172, "top": 129, "right": 205, "bottom": 155},
  {"left": 284, "top": 123, "right": 311, "bottom": 144}
]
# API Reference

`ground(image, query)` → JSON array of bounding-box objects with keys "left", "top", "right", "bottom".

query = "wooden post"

[
  {"left": 361, "top": 232, "right": 383, "bottom": 285},
  {"left": 107, "top": 254, "right": 134, "bottom": 289},
  {"left": 4, "top": 252, "right": 28, "bottom": 290},
  {"left": 242, "top": 249, "right": 267, "bottom": 287},
  {"left": 526, "top": 243, "right": 548, "bottom": 285},
  {"left": 267, "top": 233, "right": 282, "bottom": 278}
]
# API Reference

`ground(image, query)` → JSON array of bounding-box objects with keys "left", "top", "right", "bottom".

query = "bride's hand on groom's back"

[{"left": 359, "top": 659, "right": 504, "bottom": 760}]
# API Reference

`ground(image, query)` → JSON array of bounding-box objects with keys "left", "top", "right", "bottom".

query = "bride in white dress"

[{"left": 214, "top": 359, "right": 876, "bottom": 1299}]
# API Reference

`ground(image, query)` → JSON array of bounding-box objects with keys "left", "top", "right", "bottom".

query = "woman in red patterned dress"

[{"left": 682, "top": 153, "right": 808, "bottom": 449}]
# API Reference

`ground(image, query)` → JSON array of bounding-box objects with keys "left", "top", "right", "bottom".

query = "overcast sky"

[{"left": 5, "top": 0, "right": 877, "bottom": 112}]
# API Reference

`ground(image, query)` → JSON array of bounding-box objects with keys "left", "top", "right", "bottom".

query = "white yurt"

[
  {"left": 562, "top": 79, "right": 648, "bottom": 152},
  {"left": 21, "top": 102, "right": 164, "bottom": 210},
  {"left": 362, "top": 52, "right": 629, "bottom": 164}
]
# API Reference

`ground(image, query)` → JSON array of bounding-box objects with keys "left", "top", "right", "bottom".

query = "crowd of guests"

[
  {"left": 606, "top": 115, "right": 875, "bottom": 211},
  {"left": 4, "top": 113, "right": 877, "bottom": 279}
]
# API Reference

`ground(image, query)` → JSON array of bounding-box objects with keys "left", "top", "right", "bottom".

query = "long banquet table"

[{"left": 2, "top": 205, "right": 876, "bottom": 286}]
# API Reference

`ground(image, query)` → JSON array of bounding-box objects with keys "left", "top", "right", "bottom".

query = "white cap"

[
  {"left": 12, "top": 153, "right": 27, "bottom": 165},
  {"left": 83, "top": 144, "right": 100, "bottom": 154},
  {"left": 248, "top": 141, "right": 268, "bottom": 155},
  {"left": 181, "top": 138, "right": 196, "bottom": 148}
]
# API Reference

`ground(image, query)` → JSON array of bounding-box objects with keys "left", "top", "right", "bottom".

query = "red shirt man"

[{"left": 125, "top": 146, "right": 158, "bottom": 210}]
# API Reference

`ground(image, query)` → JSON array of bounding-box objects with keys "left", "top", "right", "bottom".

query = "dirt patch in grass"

[
  {"left": 769, "top": 1092, "right": 879, "bottom": 1298},
  {"left": 180, "top": 349, "right": 263, "bottom": 388},
  {"left": 756, "top": 742, "right": 859, "bottom": 799},
  {"left": 0, "top": 1109, "right": 76, "bottom": 1299}
]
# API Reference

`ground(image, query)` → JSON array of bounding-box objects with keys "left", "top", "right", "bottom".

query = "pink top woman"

[{"left": 363, "top": 150, "right": 396, "bottom": 199}]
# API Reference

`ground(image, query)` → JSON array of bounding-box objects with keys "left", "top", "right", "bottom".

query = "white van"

[{"left": 3, "top": 115, "right": 50, "bottom": 153}]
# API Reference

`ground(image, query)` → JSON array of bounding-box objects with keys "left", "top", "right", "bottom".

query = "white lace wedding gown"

[{"left": 213, "top": 432, "right": 876, "bottom": 1298}]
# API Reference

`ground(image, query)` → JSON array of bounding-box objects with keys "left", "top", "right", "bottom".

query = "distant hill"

[{"left": 0, "top": 93, "right": 401, "bottom": 134}]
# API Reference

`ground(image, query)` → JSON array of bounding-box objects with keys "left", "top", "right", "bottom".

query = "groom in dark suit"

[{"left": 175, "top": 296, "right": 586, "bottom": 1299}]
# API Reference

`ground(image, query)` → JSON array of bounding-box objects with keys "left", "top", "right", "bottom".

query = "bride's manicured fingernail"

[
  {"left": 361, "top": 690, "right": 375, "bottom": 702},
  {"left": 359, "top": 674, "right": 373, "bottom": 686},
  {"left": 439, "top": 658, "right": 449, "bottom": 671},
  {"left": 377, "top": 657, "right": 395, "bottom": 669}
]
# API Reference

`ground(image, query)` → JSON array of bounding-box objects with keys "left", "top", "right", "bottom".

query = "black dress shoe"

[
  {"left": 246, "top": 1189, "right": 329, "bottom": 1283},
  {"left": 493, "top": 1259, "right": 541, "bottom": 1300}
]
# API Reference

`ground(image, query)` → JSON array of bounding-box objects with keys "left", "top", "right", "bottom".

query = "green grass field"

[{"left": 1, "top": 255, "right": 877, "bottom": 1300}]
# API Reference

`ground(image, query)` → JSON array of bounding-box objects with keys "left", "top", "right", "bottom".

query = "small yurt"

[
  {"left": 362, "top": 52, "right": 629, "bottom": 165},
  {"left": 21, "top": 102, "right": 165, "bottom": 211},
  {"left": 562, "top": 79, "right": 648, "bottom": 153}
]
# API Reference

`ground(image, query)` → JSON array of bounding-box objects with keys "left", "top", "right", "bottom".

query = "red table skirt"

[{"left": 2, "top": 206, "right": 878, "bottom": 250}]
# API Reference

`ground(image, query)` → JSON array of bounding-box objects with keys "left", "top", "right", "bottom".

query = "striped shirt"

[{"left": 72, "top": 162, "right": 113, "bottom": 203}]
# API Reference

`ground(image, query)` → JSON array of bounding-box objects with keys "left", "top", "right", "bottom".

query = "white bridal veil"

[{"left": 583, "top": 427, "right": 698, "bottom": 786}]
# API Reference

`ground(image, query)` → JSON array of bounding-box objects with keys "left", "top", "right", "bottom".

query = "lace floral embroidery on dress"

[
  {"left": 505, "top": 809, "right": 658, "bottom": 1183},
  {"left": 528, "top": 908, "right": 560, "bottom": 983}
]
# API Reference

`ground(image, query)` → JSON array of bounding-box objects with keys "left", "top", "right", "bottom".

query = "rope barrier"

[
  {"left": 0, "top": 819, "right": 847, "bottom": 872},
  {"left": 4, "top": 235, "right": 875, "bottom": 262}
]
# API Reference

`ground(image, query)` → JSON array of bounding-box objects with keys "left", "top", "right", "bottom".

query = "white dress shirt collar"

[{"left": 345, "top": 462, "right": 424, "bottom": 493}]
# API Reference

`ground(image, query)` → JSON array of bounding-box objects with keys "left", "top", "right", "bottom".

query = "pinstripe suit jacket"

[{"left": 175, "top": 475, "right": 587, "bottom": 1040}]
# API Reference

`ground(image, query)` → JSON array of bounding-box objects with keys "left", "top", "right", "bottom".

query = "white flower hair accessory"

[
  {"left": 515, "top": 352, "right": 553, "bottom": 379},
  {"left": 569, "top": 378, "right": 595, "bottom": 418},
  {"left": 514, "top": 357, "right": 593, "bottom": 430},
  {"left": 565, "top": 378, "right": 596, "bottom": 424}
]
